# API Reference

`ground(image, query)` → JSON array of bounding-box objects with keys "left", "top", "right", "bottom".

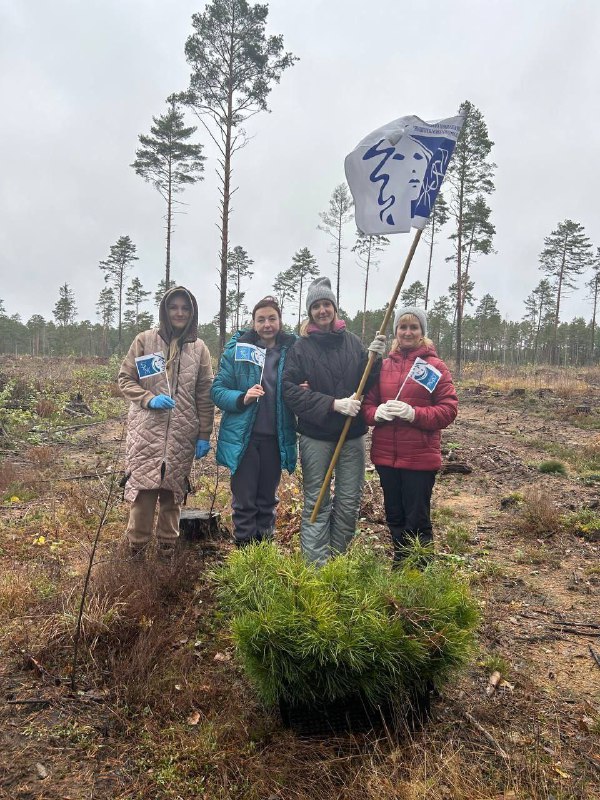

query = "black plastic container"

[{"left": 278, "top": 688, "right": 431, "bottom": 737}]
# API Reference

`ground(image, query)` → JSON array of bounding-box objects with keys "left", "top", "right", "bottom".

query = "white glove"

[
  {"left": 374, "top": 403, "right": 395, "bottom": 422},
  {"left": 333, "top": 397, "right": 362, "bottom": 417},
  {"left": 367, "top": 333, "right": 387, "bottom": 358},
  {"left": 385, "top": 400, "right": 416, "bottom": 422}
]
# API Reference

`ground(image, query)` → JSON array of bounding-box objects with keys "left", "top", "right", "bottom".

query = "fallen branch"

[
  {"left": 7, "top": 698, "right": 52, "bottom": 706},
  {"left": 519, "top": 611, "right": 600, "bottom": 629},
  {"left": 549, "top": 626, "right": 600, "bottom": 638},
  {"left": 462, "top": 710, "right": 509, "bottom": 760},
  {"left": 21, "top": 651, "right": 61, "bottom": 686},
  {"left": 589, "top": 645, "right": 600, "bottom": 670}
]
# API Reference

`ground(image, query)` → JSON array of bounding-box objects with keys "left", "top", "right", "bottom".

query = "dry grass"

[
  {"left": 459, "top": 363, "right": 600, "bottom": 398},
  {"left": 514, "top": 487, "right": 562, "bottom": 538},
  {"left": 1, "top": 356, "right": 599, "bottom": 800}
]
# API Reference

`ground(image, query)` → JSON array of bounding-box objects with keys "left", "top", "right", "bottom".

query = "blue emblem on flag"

[
  {"left": 409, "top": 357, "right": 441, "bottom": 393},
  {"left": 344, "top": 114, "right": 465, "bottom": 235},
  {"left": 135, "top": 352, "right": 166, "bottom": 379},
  {"left": 234, "top": 342, "right": 265, "bottom": 368}
]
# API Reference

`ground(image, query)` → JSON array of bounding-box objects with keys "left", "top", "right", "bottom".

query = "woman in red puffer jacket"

[{"left": 362, "top": 306, "right": 458, "bottom": 563}]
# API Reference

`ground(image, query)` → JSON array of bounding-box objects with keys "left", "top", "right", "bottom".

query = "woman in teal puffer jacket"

[{"left": 211, "top": 296, "right": 297, "bottom": 546}]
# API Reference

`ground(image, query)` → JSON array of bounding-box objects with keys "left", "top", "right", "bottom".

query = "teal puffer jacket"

[{"left": 211, "top": 330, "right": 298, "bottom": 475}]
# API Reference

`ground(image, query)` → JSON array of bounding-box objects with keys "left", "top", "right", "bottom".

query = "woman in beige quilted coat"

[{"left": 118, "top": 286, "right": 214, "bottom": 558}]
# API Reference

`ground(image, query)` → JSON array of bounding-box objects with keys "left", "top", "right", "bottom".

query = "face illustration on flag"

[
  {"left": 234, "top": 342, "right": 266, "bottom": 368},
  {"left": 409, "top": 357, "right": 442, "bottom": 393},
  {"left": 344, "top": 114, "right": 464, "bottom": 235},
  {"left": 135, "top": 352, "right": 166, "bottom": 379}
]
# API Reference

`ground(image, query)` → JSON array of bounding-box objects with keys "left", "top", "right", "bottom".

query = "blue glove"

[
  {"left": 195, "top": 439, "right": 210, "bottom": 459},
  {"left": 148, "top": 394, "right": 175, "bottom": 410}
]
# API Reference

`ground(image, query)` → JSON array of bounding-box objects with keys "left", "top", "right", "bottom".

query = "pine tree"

[
  {"left": 352, "top": 231, "right": 389, "bottom": 341},
  {"left": 539, "top": 219, "right": 592, "bottom": 363},
  {"left": 132, "top": 96, "right": 205, "bottom": 288},
  {"left": 183, "top": 0, "right": 297, "bottom": 352},
  {"left": 523, "top": 279, "right": 555, "bottom": 364},
  {"left": 586, "top": 247, "right": 600, "bottom": 360},
  {"left": 99, "top": 236, "right": 138, "bottom": 353},
  {"left": 227, "top": 246, "right": 254, "bottom": 329},
  {"left": 154, "top": 278, "right": 177, "bottom": 308},
  {"left": 474, "top": 293, "right": 502, "bottom": 359},
  {"left": 428, "top": 296, "right": 453, "bottom": 352},
  {"left": 286, "top": 248, "right": 319, "bottom": 332},
  {"left": 53, "top": 283, "right": 77, "bottom": 326},
  {"left": 96, "top": 287, "right": 116, "bottom": 356},
  {"left": 400, "top": 281, "right": 426, "bottom": 307},
  {"left": 124, "top": 277, "right": 151, "bottom": 333},
  {"left": 273, "top": 268, "right": 296, "bottom": 319},
  {"left": 27, "top": 314, "right": 46, "bottom": 356},
  {"left": 422, "top": 192, "right": 449, "bottom": 309},
  {"left": 318, "top": 183, "right": 354, "bottom": 307},
  {"left": 445, "top": 101, "right": 496, "bottom": 376}
]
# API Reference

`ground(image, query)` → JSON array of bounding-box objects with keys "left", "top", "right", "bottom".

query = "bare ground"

[{"left": 0, "top": 373, "right": 599, "bottom": 799}]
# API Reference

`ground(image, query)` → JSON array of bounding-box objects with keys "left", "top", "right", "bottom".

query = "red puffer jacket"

[{"left": 362, "top": 344, "right": 458, "bottom": 471}]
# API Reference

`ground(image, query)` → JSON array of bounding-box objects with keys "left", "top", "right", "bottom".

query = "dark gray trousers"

[{"left": 230, "top": 434, "right": 281, "bottom": 544}]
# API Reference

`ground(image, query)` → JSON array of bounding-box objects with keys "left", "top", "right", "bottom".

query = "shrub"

[
  {"left": 537, "top": 459, "right": 566, "bottom": 475},
  {"left": 515, "top": 487, "right": 561, "bottom": 538},
  {"left": 215, "top": 543, "right": 479, "bottom": 709}
]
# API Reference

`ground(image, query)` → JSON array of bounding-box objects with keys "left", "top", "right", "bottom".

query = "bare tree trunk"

[
  {"left": 424, "top": 219, "right": 435, "bottom": 310},
  {"left": 165, "top": 156, "right": 172, "bottom": 288},
  {"left": 218, "top": 85, "right": 234, "bottom": 353},
  {"left": 117, "top": 269, "right": 123, "bottom": 354},
  {"left": 590, "top": 276, "right": 598, "bottom": 361},
  {"left": 361, "top": 238, "right": 372, "bottom": 342},
  {"left": 297, "top": 274, "right": 303, "bottom": 334},
  {"left": 336, "top": 209, "right": 342, "bottom": 307},
  {"left": 552, "top": 233, "right": 567, "bottom": 365},
  {"left": 455, "top": 179, "right": 465, "bottom": 378}
]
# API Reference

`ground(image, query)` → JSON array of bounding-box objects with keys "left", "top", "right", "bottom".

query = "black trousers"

[
  {"left": 230, "top": 434, "right": 281, "bottom": 544},
  {"left": 375, "top": 466, "right": 437, "bottom": 556}
]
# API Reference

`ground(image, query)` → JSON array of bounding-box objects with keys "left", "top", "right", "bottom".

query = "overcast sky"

[{"left": 1, "top": 0, "right": 599, "bottom": 328}]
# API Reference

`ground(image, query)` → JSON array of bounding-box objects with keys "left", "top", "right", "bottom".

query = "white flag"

[
  {"left": 135, "top": 352, "right": 166, "bottom": 379},
  {"left": 344, "top": 114, "right": 464, "bottom": 235},
  {"left": 234, "top": 342, "right": 266, "bottom": 368}
]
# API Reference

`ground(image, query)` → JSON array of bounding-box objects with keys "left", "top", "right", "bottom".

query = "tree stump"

[{"left": 179, "top": 509, "right": 221, "bottom": 542}]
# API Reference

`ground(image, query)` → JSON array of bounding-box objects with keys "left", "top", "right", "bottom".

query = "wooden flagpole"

[{"left": 309, "top": 227, "right": 424, "bottom": 523}]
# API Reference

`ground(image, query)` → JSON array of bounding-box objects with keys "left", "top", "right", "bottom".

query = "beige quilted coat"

[{"left": 118, "top": 287, "right": 214, "bottom": 504}]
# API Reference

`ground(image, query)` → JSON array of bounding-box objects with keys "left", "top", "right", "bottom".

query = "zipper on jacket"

[
  {"left": 160, "top": 351, "right": 182, "bottom": 483},
  {"left": 394, "top": 352, "right": 408, "bottom": 467}
]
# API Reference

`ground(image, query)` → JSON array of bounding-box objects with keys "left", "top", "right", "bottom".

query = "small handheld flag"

[
  {"left": 135, "top": 352, "right": 166, "bottom": 379},
  {"left": 395, "top": 357, "right": 442, "bottom": 399},
  {"left": 234, "top": 342, "right": 266, "bottom": 368},
  {"left": 345, "top": 114, "right": 464, "bottom": 235}
]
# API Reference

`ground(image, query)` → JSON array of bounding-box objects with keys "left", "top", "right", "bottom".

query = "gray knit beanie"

[
  {"left": 393, "top": 306, "right": 428, "bottom": 337},
  {"left": 305, "top": 276, "right": 337, "bottom": 315}
]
